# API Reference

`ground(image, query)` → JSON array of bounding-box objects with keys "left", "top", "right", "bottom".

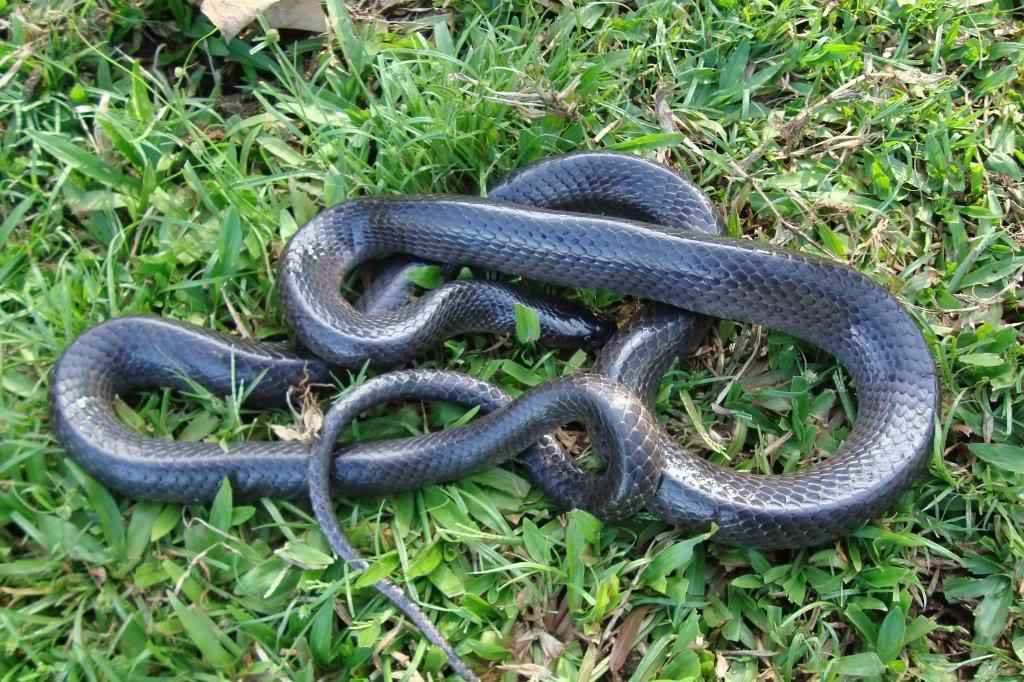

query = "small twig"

[
  {"left": 714, "top": 327, "right": 762, "bottom": 407},
  {"left": 220, "top": 285, "right": 252, "bottom": 338},
  {"left": 721, "top": 648, "right": 779, "bottom": 658},
  {"left": 762, "top": 431, "right": 793, "bottom": 458},
  {"left": 173, "top": 543, "right": 223, "bottom": 596}
]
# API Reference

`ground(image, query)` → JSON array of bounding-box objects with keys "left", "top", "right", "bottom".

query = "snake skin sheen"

[
  {"left": 50, "top": 152, "right": 939, "bottom": 681},
  {"left": 280, "top": 153, "right": 938, "bottom": 548},
  {"left": 50, "top": 150, "right": 939, "bottom": 544}
]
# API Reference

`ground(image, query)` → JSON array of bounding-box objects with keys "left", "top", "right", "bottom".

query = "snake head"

[{"left": 532, "top": 298, "right": 614, "bottom": 349}]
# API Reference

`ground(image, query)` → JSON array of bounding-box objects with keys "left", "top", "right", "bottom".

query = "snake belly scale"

[{"left": 50, "top": 152, "right": 938, "bottom": 681}]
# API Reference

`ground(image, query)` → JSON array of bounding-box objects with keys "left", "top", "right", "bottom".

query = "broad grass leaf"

[
  {"left": 641, "top": 530, "right": 714, "bottom": 594},
  {"left": 125, "top": 501, "right": 162, "bottom": 567},
  {"left": 969, "top": 443, "right": 1024, "bottom": 474},
  {"left": 209, "top": 207, "right": 243, "bottom": 278},
  {"left": 353, "top": 553, "right": 400, "bottom": 588},
  {"left": 168, "top": 593, "right": 235, "bottom": 669},
  {"left": 67, "top": 461, "right": 126, "bottom": 560},
  {"left": 522, "top": 518, "right": 552, "bottom": 564},
  {"left": 958, "top": 352, "right": 1006, "bottom": 368},
  {"left": 209, "top": 478, "right": 233, "bottom": 532},
  {"left": 151, "top": 504, "right": 182, "bottom": 542},
  {"left": 514, "top": 303, "right": 541, "bottom": 343},
  {"left": 833, "top": 652, "right": 885, "bottom": 676},
  {"left": 28, "top": 131, "right": 137, "bottom": 192},
  {"left": 876, "top": 607, "right": 905, "bottom": 663},
  {"left": 406, "top": 542, "right": 442, "bottom": 579},
  {"left": 404, "top": 264, "right": 444, "bottom": 289},
  {"left": 275, "top": 540, "right": 335, "bottom": 570},
  {"left": 310, "top": 598, "right": 336, "bottom": 666},
  {"left": 606, "top": 132, "right": 685, "bottom": 152}
]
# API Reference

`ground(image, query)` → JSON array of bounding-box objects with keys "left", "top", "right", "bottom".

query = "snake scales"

[{"left": 50, "top": 152, "right": 938, "bottom": 680}]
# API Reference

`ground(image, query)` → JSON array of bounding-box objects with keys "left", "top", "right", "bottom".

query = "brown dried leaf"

[
  {"left": 509, "top": 622, "right": 539, "bottom": 661},
  {"left": 715, "top": 651, "right": 729, "bottom": 678},
  {"left": 951, "top": 422, "right": 973, "bottom": 437},
  {"left": 200, "top": 0, "right": 326, "bottom": 41},
  {"left": 270, "top": 380, "right": 323, "bottom": 443},
  {"left": 538, "top": 632, "right": 564, "bottom": 662},
  {"left": 496, "top": 662, "right": 556, "bottom": 681},
  {"left": 387, "top": 651, "right": 426, "bottom": 681},
  {"left": 609, "top": 605, "right": 648, "bottom": 675},
  {"left": 268, "top": 424, "right": 307, "bottom": 442}
]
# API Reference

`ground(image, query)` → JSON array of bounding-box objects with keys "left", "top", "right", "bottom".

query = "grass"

[{"left": 1, "top": 0, "right": 1022, "bottom": 679}]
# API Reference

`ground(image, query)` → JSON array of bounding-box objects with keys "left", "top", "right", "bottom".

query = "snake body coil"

[{"left": 50, "top": 152, "right": 938, "bottom": 681}]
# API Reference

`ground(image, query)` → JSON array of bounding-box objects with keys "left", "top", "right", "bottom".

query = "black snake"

[{"left": 50, "top": 152, "right": 938, "bottom": 680}]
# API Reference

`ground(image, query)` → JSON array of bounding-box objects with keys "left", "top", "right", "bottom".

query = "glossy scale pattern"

[
  {"left": 282, "top": 152, "right": 938, "bottom": 549},
  {"left": 50, "top": 152, "right": 939, "bottom": 681}
]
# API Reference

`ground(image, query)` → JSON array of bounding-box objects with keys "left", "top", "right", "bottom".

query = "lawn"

[{"left": 1, "top": 0, "right": 1022, "bottom": 679}]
